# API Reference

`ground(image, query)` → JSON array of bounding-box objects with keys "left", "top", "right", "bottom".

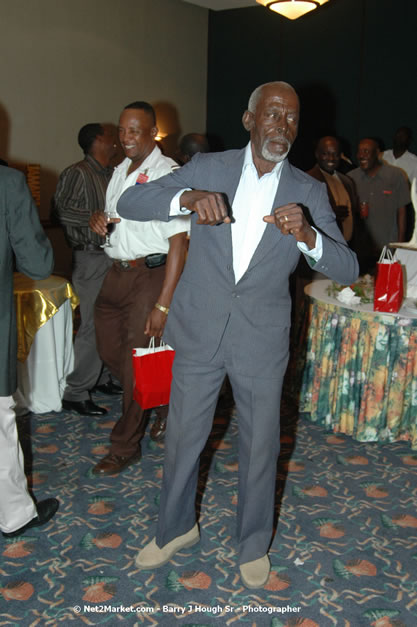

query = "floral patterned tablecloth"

[{"left": 296, "top": 280, "right": 417, "bottom": 449}]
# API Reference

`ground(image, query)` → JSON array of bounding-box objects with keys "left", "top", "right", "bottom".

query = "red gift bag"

[
  {"left": 132, "top": 338, "right": 175, "bottom": 409},
  {"left": 373, "top": 247, "right": 404, "bottom": 313}
]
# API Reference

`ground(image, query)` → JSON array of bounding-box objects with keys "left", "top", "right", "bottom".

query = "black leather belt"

[
  {"left": 73, "top": 243, "right": 103, "bottom": 252},
  {"left": 113, "top": 254, "right": 167, "bottom": 271}
]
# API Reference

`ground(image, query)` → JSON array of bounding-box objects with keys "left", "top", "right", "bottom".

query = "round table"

[
  {"left": 295, "top": 280, "right": 417, "bottom": 449},
  {"left": 13, "top": 274, "right": 79, "bottom": 414}
]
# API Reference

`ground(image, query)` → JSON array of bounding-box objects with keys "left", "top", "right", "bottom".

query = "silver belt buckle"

[{"left": 119, "top": 260, "right": 130, "bottom": 270}]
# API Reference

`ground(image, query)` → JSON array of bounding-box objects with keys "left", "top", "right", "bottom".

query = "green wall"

[{"left": 207, "top": 0, "right": 417, "bottom": 170}]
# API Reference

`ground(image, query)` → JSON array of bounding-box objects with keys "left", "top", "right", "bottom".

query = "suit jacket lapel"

[
  {"left": 244, "top": 159, "right": 313, "bottom": 273},
  {"left": 225, "top": 149, "right": 246, "bottom": 208},
  {"left": 217, "top": 149, "right": 246, "bottom": 274}
]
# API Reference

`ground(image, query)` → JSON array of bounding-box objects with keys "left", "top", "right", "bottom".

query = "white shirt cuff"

[
  {"left": 297, "top": 228, "right": 323, "bottom": 262},
  {"left": 170, "top": 189, "right": 192, "bottom": 216}
]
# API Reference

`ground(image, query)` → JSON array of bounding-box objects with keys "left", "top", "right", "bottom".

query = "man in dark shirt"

[
  {"left": 55, "top": 123, "right": 121, "bottom": 416},
  {"left": 350, "top": 138, "right": 410, "bottom": 271}
]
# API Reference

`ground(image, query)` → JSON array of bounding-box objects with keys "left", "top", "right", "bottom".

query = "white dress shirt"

[
  {"left": 171, "top": 143, "right": 322, "bottom": 282},
  {"left": 231, "top": 145, "right": 283, "bottom": 281},
  {"left": 105, "top": 146, "right": 190, "bottom": 260}
]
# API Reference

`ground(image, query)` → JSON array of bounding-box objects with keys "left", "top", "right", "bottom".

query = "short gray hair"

[{"left": 247, "top": 81, "right": 297, "bottom": 113}]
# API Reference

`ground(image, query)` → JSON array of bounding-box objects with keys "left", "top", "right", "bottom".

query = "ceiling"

[{"left": 182, "top": 0, "right": 259, "bottom": 10}]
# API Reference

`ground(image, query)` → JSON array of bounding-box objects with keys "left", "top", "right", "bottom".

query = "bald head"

[
  {"left": 357, "top": 138, "right": 381, "bottom": 175},
  {"left": 315, "top": 136, "right": 341, "bottom": 174},
  {"left": 393, "top": 126, "right": 412, "bottom": 154}
]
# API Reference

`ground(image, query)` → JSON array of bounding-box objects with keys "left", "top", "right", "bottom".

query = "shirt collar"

[
  {"left": 119, "top": 144, "right": 161, "bottom": 174},
  {"left": 243, "top": 142, "right": 285, "bottom": 178},
  {"left": 319, "top": 166, "right": 340, "bottom": 180},
  {"left": 85, "top": 153, "right": 112, "bottom": 175},
  {"left": 360, "top": 162, "right": 384, "bottom": 180}
]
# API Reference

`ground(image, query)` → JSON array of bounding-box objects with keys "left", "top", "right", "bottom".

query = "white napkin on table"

[{"left": 336, "top": 287, "right": 361, "bottom": 305}]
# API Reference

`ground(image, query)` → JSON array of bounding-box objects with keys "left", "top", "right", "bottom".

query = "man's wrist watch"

[{"left": 155, "top": 302, "right": 169, "bottom": 315}]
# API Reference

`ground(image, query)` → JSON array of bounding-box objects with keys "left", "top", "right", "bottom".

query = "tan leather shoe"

[
  {"left": 239, "top": 555, "right": 270, "bottom": 589},
  {"left": 135, "top": 524, "right": 200, "bottom": 569}
]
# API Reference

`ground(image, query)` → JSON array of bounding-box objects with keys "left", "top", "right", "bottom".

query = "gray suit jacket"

[
  {"left": 119, "top": 149, "right": 358, "bottom": 377},
  {"left": 0, "top": 166, "right": 54, "bottom": 396}
]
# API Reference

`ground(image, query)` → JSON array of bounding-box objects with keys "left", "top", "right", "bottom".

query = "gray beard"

[{"left": 261, "top": 138, "right": 290, "bottom": 163}]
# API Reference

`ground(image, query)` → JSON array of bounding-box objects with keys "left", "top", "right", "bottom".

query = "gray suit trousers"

[
  {"left": 63, "top": 250, "right": 112, "bottom": 402},
  {"left": 156, "top": 321, "right": 286, "bottom": 564}
]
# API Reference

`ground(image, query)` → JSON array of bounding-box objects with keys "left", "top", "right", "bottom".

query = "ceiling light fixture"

[{"left": 256, "top": 0, "right": 329, "bottom": 20}]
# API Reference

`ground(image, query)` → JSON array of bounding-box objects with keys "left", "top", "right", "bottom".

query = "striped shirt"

[{"left": 54, "top": 154, "right": 112, "bottom": 247}]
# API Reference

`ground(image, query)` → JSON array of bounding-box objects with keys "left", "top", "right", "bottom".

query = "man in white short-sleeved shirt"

[{"left": 89, "top": 102, "right": 189, "bottom": 476}]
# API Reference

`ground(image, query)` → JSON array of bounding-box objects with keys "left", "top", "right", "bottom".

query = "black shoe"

[
  {"left": 2, "top": 498, "right": 59, "bottom": 538},
  {"left": 94, "top": 381, "right": 123, "bottom": 395},
  {"left": 62, "top": 399, "right": 107, "bottom": 416}
]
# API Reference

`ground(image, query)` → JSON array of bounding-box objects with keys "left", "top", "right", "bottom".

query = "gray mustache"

[{"left": 269, "top": 136, "right": 290, "bottom": 147}]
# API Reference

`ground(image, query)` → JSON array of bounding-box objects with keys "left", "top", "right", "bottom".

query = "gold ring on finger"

[{"left": 284, "top": 215, "right": 289, "bottom": 222}]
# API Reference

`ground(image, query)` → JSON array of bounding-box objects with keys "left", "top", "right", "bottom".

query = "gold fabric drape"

[{"left": 14, "top": 273, "right": 79, "bottom": 362}]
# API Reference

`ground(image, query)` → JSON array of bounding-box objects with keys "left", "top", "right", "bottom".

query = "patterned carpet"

[{"left": 1, "top": 388, "right": 416, "bottom": 627}]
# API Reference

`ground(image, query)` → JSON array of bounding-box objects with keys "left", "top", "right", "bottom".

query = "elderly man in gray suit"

[
  {"left": 117, "top": 81, "right": 359, "bottom": 588},
  {"left": 0, "top": 166, "right": 59, "bottom": 538}
]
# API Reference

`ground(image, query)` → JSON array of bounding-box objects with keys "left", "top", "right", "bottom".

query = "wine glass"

[{"left": 100, "top": 209, "right": 119, "bottom": 248}]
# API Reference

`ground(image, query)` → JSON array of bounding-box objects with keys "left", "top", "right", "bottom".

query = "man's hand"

[
  {"left": 89, "top": 211, "right": 121, "bottom": 237},
  {"left": 144, "top": 232, "right": 188, "bottom": 338},
  {"left": 263, "top": 203, "right": 316, "bottom": 249},
  {"left": 144, "top": 308, "right": 167, "bottom": 338},
  {"left": 180, "top": 190, "right": 231, "bottom": 225}
]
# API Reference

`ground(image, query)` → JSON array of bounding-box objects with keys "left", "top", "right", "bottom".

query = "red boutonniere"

[{"left": 136, "top": 171, "right": 149, "bottom": 185}]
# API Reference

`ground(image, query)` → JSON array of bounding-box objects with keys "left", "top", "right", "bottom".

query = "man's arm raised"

[
  {"left": 179, "top": 190, "right": 231, "bottom": 225},
  {"left": 117, "top": 153, "right": 231, "bottom": 225},
  {"left": 263, "top": 202, "right": 316, "bottom": 248}
]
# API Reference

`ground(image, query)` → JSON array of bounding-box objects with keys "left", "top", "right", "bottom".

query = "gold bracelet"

[{"left": 155, "top": 302, "right": 170, "bottom": 315}]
